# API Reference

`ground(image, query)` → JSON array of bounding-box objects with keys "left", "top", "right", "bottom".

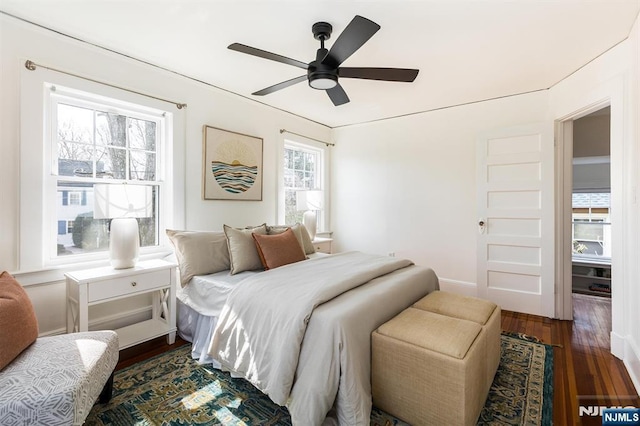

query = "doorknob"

[
  {"left": 478, "top": 218, "right": 486, "bottom": 234},
  {"left": 478, "top": 220, "right": 485, "bottom": 226}
]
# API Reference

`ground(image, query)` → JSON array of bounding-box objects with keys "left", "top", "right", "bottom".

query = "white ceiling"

[{"left": 2, "top": 1, "right": 639, "bottom": 127}]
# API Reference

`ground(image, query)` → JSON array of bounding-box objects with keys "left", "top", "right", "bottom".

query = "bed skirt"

[{"left": 177, "top": 299, "right": 221, "bottom": 367}]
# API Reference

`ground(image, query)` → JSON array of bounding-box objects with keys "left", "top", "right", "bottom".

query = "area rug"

[{"left": 86, "top": 332, "right": 553, "bottom": 425}]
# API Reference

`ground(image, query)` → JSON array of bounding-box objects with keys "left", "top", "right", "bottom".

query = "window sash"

[{"left": 50, "top": 94, "right": 161, "bottom": 182}]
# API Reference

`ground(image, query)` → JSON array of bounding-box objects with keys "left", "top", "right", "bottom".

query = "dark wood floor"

[
  {"left": 501, "top": 293, "right": 639, "bottom": 425},
  {"left": 116, "top": 335, "right": 189, "bottom": 371},
  {"left": 118, "top": 293, "right": 639, "bottom": 425}
]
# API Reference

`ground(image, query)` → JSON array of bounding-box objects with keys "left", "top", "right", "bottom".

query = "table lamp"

[
  {"left": 296, "top": 190, "right": 323, "bottom": 240},
  {"left": 93, "top": 184, "right": 152, "bottom": 269}
]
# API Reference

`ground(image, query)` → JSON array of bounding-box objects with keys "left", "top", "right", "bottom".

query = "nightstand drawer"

[
  {"left": 88, "top": 269, "right": 169, "bottom": 302},
  {"left": 313, "top": 239, "right": 332, "bottom": 254}
]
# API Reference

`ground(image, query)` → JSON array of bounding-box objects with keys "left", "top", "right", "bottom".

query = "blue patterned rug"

[{"left": 86, "top": 332, "right": 553, "bottom": 425}]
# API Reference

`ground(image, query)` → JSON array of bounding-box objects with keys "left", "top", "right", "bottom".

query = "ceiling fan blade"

[
  {"left": 228, "top": 43, "right": 308, "bottom": 70},
  {"left": 339, "top": 67, "right": 419, "bottom": 82},
  {"left": 252, "top": 75, "right": 307, "bottom": 96},
  {"left": 326, "top": 83, "right": 350, "bottom": 106},
  {"left": 322, "top": 15, "right": 380, "bottom": 67}
]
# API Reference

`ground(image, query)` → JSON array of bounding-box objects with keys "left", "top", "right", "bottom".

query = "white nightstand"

[
  {"left": 65, "top": 258, "right": 177, "bottom": 350},
  {"left": 313, "top": 237, "right": 333, "bottom": 254}
]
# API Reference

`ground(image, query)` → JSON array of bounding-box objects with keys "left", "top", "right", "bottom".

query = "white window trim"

[
  {"left": 19, "top": 66, "right": 185, "bottom": 275},
  {"left": 278, "top": 134, "right": 330, "bottom": 233}
]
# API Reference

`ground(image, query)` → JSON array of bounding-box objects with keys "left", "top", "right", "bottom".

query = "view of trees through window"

[
  {"left": 283, "top": 143, "right": 322, "bottom": 226},
  {"left": 54, "top": 98, "right": 161, "bottom": 257}
]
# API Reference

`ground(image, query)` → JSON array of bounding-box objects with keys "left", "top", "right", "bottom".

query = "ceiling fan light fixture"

[{"left": 309, "top": 75, "right": 338, "bottom": 90}]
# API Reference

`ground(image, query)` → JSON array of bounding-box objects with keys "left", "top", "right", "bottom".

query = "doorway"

[
  {"left": 555, "top": 103, "right": 612, "bottom": 321},
  {"left": 570, "top": 107, "right": 611, "bottom": 298}
]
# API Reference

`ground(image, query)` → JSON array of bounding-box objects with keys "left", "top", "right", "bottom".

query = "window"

[
  {"left": 572, "top": 192, "right": 611, "bottom": 260},
  {"left": 20, "top": 66, "right": 183, "bottom": 272},
  {"left": 283, "top": 139, "right": 328, "bottom": 230},
  {"left": 48, "top": 86, "right": 164, "bottom": 260},
  {"left": 67, "top": 191, "right": 83, "bottom": 206}
]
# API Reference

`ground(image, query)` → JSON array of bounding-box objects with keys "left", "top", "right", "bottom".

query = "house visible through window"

[
  {"left": 51, "top": 89, "right": 164, "bottom": 258},
  {"left": 572, "top": 192, "right": 611, "bottom": 260},
  {"left": 68, "top": 191, "right": 83, "bottom": 206},
  {"left": 283, "top": 140, "right": 326, "bottom": 230}
]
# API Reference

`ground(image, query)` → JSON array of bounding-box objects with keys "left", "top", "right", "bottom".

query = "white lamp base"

[
  {"left": 109, "top": 217, "right": 140, "bottom": 269},
  {"left": 302, "top": 210, "right": 317, "bottom": 241}
]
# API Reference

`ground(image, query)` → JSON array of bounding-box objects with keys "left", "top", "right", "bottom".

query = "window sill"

[{"left": 13, "top": 248, "right": 174, "bottom": 287}]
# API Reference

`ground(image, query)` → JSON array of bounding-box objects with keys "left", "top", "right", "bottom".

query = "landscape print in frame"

[{"left": 203, "top": 125, "right": 263, "bottom": 201}]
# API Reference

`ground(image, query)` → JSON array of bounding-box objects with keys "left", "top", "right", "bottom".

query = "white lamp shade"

[
  {"left": 296, "top": 190, "right": 323, "bottom": 211},
  {"left": 93, "top": 184, "right": 153, "bottom": 219},
  {"left": 93, "top": 184, "right": 151, "bottom": 269}
]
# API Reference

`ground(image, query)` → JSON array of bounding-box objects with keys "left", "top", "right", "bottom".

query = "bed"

[{"left": 169, "top": 226, "right": 439, "bottom": 425}]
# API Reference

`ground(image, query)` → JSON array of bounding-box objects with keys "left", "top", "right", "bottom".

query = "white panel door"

[{"left": 477, "top": 123, "right": 555, "bottom": 317}]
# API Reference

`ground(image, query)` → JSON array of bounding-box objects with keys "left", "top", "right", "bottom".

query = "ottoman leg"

[{"left": 98, "top": 372, "right": 115, "bottom": 404}]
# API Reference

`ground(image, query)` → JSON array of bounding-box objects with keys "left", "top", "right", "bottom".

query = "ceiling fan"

[{"left": 228, "top": 15, "right": 419, "bottom": 106}]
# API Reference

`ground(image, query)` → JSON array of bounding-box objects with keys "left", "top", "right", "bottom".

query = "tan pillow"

[
  {"left": 166, "top": 229, "right": 230, "bottom": 287},
  {"left": 298, "top": 224, "right": 316, "bottom": 255},
  {"left": 224, "top": 224, "right": 268, "bottom": 275},
  {"left": 0, "top": 271, "right": 39, "bottom": 370},
  {"left": 267, "top": 223, "right": 304, "bottom": 253},
  {"left": 253, "top": 228, "right": 307, "bottom": 270},
  {"left": 267, "top": 223, "right": 315, "bottom": 255}
]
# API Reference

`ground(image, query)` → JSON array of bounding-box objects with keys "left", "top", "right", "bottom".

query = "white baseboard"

[
  {"left": 39, "top": 305, "right": 152, "bottom": 337},
  {"left": 611, "top": 330, "right": 626, "bottom": 359},
  {"left": 623, "top": 337, "right": 640, "bottom": 396},
  {"left": 438, "top": 278, "right": 477, "bottom": 297}
]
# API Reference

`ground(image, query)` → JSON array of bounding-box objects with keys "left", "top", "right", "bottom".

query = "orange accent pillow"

[
  {"left": 0, "top": 271, "right": 39, "bottom": 370},
  {"left": 252, "top": 228, "right": 307, "bottom": 270}
]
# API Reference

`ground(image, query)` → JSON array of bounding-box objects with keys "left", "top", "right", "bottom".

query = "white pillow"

[{"left": 224, "top": 224, "right": 268, "bottom": 275}]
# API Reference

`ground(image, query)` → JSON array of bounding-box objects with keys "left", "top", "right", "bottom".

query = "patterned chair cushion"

[{"left": 0, "top": 330, "right": 119, "bottom": 426}]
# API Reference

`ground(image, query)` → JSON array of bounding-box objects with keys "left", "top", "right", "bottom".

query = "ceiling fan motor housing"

[{"left": 308, "top": 47, "right": 338, "bottom": 89}]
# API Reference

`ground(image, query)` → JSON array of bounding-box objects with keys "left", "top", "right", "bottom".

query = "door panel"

[{"left": 477, "top": 123, "right": 554, "bottom": 317}]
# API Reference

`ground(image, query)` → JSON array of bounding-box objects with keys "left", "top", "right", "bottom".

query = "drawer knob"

[{"left": 131, "top": 281, "right": 137, "bottom": 287}]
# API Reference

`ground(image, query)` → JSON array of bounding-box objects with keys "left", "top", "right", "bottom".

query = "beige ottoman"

[
  {"left": 372, "top": 308, "right": 487, "bottom": 426},
  {"left": 413, "top": 290, "right": 501, "bottom": 394}
]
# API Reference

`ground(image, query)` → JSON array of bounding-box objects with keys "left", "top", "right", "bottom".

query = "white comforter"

[{"left": 208, "top": 251, "right": 439, "bottom": 425}]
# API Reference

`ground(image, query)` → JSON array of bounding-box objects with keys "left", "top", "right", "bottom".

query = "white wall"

[
  {"left": 0, "top": 15, "right": 330, "bottom": 334},
  {"left": 332, "top": 92, "right": 549, "bottom": 295}
]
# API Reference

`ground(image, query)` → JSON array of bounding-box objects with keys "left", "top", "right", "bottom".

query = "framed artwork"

[{"left": 202, "top": 125, "right": 263, "bottom": 201}]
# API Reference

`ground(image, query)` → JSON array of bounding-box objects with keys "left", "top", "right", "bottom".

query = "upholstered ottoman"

[
  {"left": 0, "top": 330, "right": 119, "bottom": 426},
  {"left": 372, "top": 308, "right": 487, "bottom": 426},
  {"left": 412, "top": 290, "right": 501, "bottom": 394}
]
